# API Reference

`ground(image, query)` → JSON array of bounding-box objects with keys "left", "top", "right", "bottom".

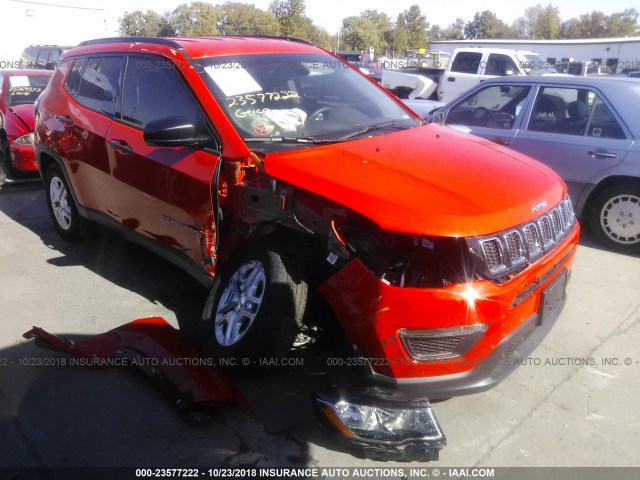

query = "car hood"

[
  {"left": 261, "top": 125, "right": 566, "bottom": 237},
  {"left": 5, "top": 103, "right": 35, "bottom": 132}
]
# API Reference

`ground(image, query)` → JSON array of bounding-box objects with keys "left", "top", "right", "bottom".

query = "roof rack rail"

[
  {"left": 240, "top": 35, "right": 313, "bottom": 45},
  {"left": 78, "top": 37, "right": 183, "bottom": 48}
]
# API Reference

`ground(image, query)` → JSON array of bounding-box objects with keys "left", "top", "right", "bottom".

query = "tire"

[
  {"left": 44, "top": 165, "right": 94, "bottom": 242},
  {"left": 199, "top": 246, "right": 308, "bottom": 363},
  {"left": 1, "top": 140, "right": 18, "bottom": 180},
  {"left": 589, "top": 182, "right": 640, "bottom": 253}
]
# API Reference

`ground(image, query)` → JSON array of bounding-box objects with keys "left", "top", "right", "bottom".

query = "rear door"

[
  {"left": 107, "top": 55, "right": 221, "bottom": 270},
  {"left": 54, "top": 55, "right": 124, "bottom": 217},
  {"left": 511, "top": 85, "right": 634, "bottom": 204}
]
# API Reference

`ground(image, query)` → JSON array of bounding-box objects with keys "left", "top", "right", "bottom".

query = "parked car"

[
  {"left": 422, "top": 75, "right": 640, "bottom": 252},
  {"left": 35, "top": 37, "right": 578, "bottom": 455},
  {"left": 21, "top": 45, "right": 73, "bottom": 70},
  {"left": 0, "top": 69, "right": 52, "bottom": 182}
]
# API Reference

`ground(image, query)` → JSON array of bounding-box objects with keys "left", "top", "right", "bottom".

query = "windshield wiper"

[
  {"left": 243, "top": 136, "right": 335, "bottom": 144},
  {"left": 338, "top": 121, "right": 400, "bottom": 140}
]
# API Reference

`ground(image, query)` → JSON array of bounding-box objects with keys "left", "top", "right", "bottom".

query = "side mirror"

[{"left": 143, "top": 116, "right": 212, "bottom": 148}]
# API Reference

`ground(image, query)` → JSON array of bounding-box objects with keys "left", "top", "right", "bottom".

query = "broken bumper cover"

[
  {"left": 315, "top": 389, "right": 446, "bottom": 462},
  {"left": 23, "top": 317, "right": 248, "bottom": 414}
]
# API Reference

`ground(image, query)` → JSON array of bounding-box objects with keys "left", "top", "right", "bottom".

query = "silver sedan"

[{"left": 418, "top": 75, "right": 640, "bottom": 252}]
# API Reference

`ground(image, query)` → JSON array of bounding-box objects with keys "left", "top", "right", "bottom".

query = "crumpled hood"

[
  {"left": 261, "top": 125, "right": 566, "bottom": 237},
  {"left": 6, "top": 103, "right": 35, "bottom": 133}
]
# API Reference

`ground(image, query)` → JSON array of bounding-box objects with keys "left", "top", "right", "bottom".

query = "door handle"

[
  {"left": 587, "top": 150, "right": 616, "bottom": 159},
  {"left": 447, "top": 77, "right": 455, "bottom": 82},
  {"left": 109, "top": 140, "right": 133, "bottom": 154},
  {"left": 56, "top": 115, "right": 73, "bottom": 126},
  {"left": 491, "top": 137, "right": 511, "bottom": 146}
]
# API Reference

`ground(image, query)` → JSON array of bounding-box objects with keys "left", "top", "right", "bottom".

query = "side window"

[
  {"left": 121, "top": 56, "right": 200, "bottom": 128},
  {"left": 77, "top": 56, "right": 124, "bottom": 116},
  {"left": 64, "top": 58, "right": 86, "bottom": 97},
  {"left": 485, "top": 54, "right": 519, "bottom": 76},
  {"left": 35, "top": 49, "right": 48, "bottom": 68},
  {"left": 528, "top": 87, "right": 625, "bottom": 139},
  {"left": 450, "top": 52, "right": 483, "bottom": 74},
  {"left": 529, "top": 87, "right": 577, "bottom": 134},
  {"left": 446, "top": 85, "right": 531, "bottom": 129},
  {"left": 588, "top": 96, "right": 625, "bottom": 139}
]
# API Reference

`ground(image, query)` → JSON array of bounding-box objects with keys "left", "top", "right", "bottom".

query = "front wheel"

[
  {"left": 589, "top": 182, "right": 640, "bottom": 252},
  {"left": 199, "top": 246, "right": 308, "bottom": 362}
]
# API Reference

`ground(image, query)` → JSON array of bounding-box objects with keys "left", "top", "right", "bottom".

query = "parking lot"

[{"left": 1, "top": 179, "right": 639, "bottom": 476}]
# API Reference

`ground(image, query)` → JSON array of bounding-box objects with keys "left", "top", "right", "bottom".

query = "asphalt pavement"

[{"left": 1, "top": 180, "right": 639, "bottom": 479}]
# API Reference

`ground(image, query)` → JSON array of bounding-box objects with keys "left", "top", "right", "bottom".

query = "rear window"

[{"left": 450, "top": 52, "right": 482, "bottom": 74}]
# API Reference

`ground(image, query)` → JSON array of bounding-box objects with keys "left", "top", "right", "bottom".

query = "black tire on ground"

[
  {"left": 1, "top": 140, "right": 19, "bottom": 179},
  {"left": 44, "top": 164, "right": 94, "bottom": 242},
  {"left": 198, "top": 246, "right": 308, "bottom": 363},
  {"left": 588, "top": 182, "right": 640, "bottom": 253}
]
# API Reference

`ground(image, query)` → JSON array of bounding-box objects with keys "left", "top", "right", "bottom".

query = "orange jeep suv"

[{"left": 35, "top": 36, "right": 579, "bottom": 459}]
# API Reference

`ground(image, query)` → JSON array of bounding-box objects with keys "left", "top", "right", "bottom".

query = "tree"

[
  {"left": 606, "top": 8, "right": 639, "bottom": 37},
  {"left": 399, "top": 5, "right": 428, "bottom": 49},
  {"left": 269, "top": 0, "right": 307, "bottom": 37},
  {"left": 560, "top": 18, "right": 582, "bottom": 38},
  {"left": 514, "top": 4, "right": 561, "bottom": 39},
  {"left": 464, "top": 11, "right": 514, "bottom": 39},
  {"left": 575, "top": 11, "right": 608, "bottom": 38},
  {"left": 442, "top": 18, "right": 465, "bottom": 40},
  {"left": 340, "top": 10, "right": 390, "bottom": 54},
  {"left": 387, "top": 17, "right": 409, "bottom": 56},
  {"left": 302, "top": 18, "right": 332, "bottom": 49},
  {"left": 171, "top": 2, "right": 221, "bottom": 36},
  {"left": 119, "top": 10, "right": 163, "bottom": 37},
  {"left": 218, "top": 2, "right": 278, "bottom": 35}
]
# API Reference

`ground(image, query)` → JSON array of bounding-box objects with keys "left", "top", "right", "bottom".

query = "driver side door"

[{"left": 107, "top": 55, "right": 221, "bottom": 271}]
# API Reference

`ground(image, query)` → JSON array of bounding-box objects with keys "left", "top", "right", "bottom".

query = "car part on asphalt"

[
  {"left": 315, "top": 389, "right": 446, "bottom": 462},
  {"left": 23, "top": 317, "right": 248, "bottom": 416}
]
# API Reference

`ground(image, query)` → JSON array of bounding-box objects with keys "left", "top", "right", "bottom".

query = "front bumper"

[{"left": 320, "top": 224, "right": 579, "bottom": 400}]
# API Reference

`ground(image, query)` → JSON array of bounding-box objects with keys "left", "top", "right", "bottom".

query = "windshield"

[
  {"left": 518, "top": 54, "right": 558, "bottom": 75},
  {"left": 196, "top": 52, "right": 420, "bottom": 148},
  {"left": 6, "top": 75, "right": 50, "bottom": 105}
]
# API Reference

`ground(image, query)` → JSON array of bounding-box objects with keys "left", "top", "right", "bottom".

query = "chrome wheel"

[
  {"left": 214, "top": 260, "right": 266, "bottom": 346},
  {"left": 600, "top": 194, "right": 640, "bottom": 246},
  {"left": 49, "top": 176, "right": 72, "bottom": 231}
]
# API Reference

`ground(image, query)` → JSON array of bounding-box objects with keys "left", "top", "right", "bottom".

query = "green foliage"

[
  {"left": 269, "top": 0, "right": 307, "bottom": 37},
  {"left": 464, "top": 11, "right": 514, "bottom": 39},
  {"left": 218, "top": 2, "right": 278, "bottom": 35},
  {"left": 400, "top": 5, "right": 428, "bottom": 49},
  {"left": 171, "top": 2, "right": 221, "bottom": 36},
  {"left": 119, "top": 10, "right": 164, "bottom": 37},
  {"left": 341, "top": 10, "right": 390, "bottom": 53},
  {"left": 514, "top": 4, "right": 561, "bottom": 39}
]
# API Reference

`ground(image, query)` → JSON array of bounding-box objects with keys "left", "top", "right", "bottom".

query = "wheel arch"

[
  {"left": 36, "top": 144, "right": 86, "bottom": 215},
  {"left": 580, "top": 175, "right": 640, "bottom": 220}
]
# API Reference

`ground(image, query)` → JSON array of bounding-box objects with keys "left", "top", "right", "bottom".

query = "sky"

[{"left": 100, "top": 0, "right": 638, "bottom": 35}]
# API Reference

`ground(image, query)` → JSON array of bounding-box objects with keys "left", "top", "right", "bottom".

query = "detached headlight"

[
  {"left": 14, "top": 133, "right": 35, "bottom": 146},
  {"left": 315, "top": 392, "right": 445, "bottom": 458}
]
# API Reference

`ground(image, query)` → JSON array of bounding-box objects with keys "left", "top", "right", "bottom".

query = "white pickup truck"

[{"left": 382, "top": 47, "right": 559, "bottom": 103}]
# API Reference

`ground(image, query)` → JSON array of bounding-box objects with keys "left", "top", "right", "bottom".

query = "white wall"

[{"left": 0, "top": 0, "right": 110, "bottom": 67}]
